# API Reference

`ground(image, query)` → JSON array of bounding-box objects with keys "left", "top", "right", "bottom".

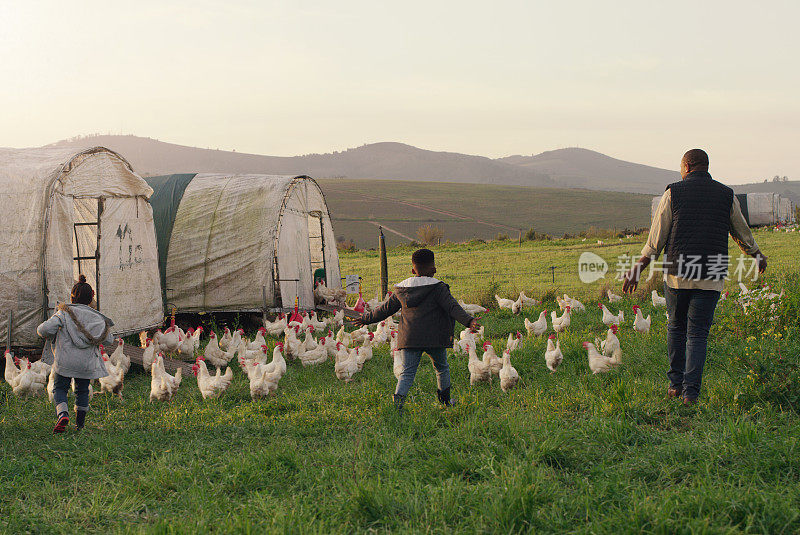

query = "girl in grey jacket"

[{"left": 37, "top": 275, "right": 114, "bottom": 433}]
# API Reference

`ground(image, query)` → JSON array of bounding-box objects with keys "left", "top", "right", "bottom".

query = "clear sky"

[{"left": 1, "top": 0, "right": 797, "bottom": 184}]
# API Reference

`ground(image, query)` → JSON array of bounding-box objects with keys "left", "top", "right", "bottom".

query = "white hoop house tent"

[
  {"left": 144, "top": 174, "right": 341, "bottom": 313},
  {"left": 0, "top": 147, "right": 164, "bottom": 346}
]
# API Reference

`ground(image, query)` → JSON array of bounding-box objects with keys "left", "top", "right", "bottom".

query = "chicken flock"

[{"left": 2, "top": 283, "right": 777, "bottom": 404}]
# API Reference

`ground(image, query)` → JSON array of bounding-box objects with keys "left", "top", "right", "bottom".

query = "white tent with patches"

[
  {"left": 144, "top": 173, "right": 341, "bottom": 313},
  {"left": 0, "top": 146, "right": 164, "bottom": 346}
]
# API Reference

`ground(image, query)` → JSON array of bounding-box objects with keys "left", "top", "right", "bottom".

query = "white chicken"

[
  {"left": 202, "top": 331, "right": 236, "bottom": 370},
  {"left": 551, "top": 307, "right": 572, "bottom": 333},
  {"left": 264, "top": 315, "right": 287, "bottom": 338},
  {"left": 498, "top": 350, "right": 519, "bottom": 393},
  {"left": 157, "top": 325, "right": 181, "bottom": 354},
  {"left": 149, "top": 353, "right": 182, "bottom": 402},
  {"left": 326, "top": 309, "right": 345, "bottom": 329},
  {"left": 177, "top": 330, "right": 197, "bottom": 359},
  {"left": 524, "top": 310, "right": 549, "bottom": 336},
  {"left": 334, "top": 342, "right": 359, "bottom": 382},
  {"left": 314, "top": 282, "right": 347, "bottom": 307},
  {"left": 651, "top": 290, "right": 667, "bottom": 308},
  {"left": 248, "top": 365, "right": 283, "bottom": 399},
  {"left": 495, "top": 295, "right": 521, "bottom": 314},
  {"left": 107, "top": 339, "right": 130, "bottom": 374},
  {"left": 599, "top": 304, "right": 624, "bottom": 326},
  {"left": 142, "top": 338, "right": 157, "bottom": 372},
  {"left": 10, "top": 358, "right": 46, "bottom": 398},
  {"left": 607, "top": 289, "right": 623, "bottom": 303},
  {"left": 98, "top": 354, "right": 125, "bottom": 399},
  {"left": 308, "top": 311, "right": 328, "bottom": 332},
  {"left": 482, "top": 342, "right": 502, "bottom": 375},
  {"left": 458, "top": 300, "right": 487, "bottom": 316},
  {"left": 596, "top": 325, "right": 622, "bottom": 365},
  {"left": 467, "top": 343, "right": 491, "bottom": 385},
  {"left": 283, "top": 326, "right": 303, "bottom": 359},
  {"left": 544, "top": 335, "right": 563, "bottom": 372},
  {"left": 518, "top": 291, "right": 539, "bottom": 308},
  {"left": 219, "top": 327, "right": 233, "bottom": 351},
  {"left": 584, "top": 342, "right": 613, "bottom": 374},
  {"left": 563, "top": 294, "right": 586, "bottom": 312},
  {"left": 506, "top": 331, "right": 523, "bottom": 352},
  {"left": 355, "top": 333, "right": 375, "bottom": 371},
  {"left": 298, "top": 337, "right": 328, "bottom": 367},
  {"left": 246, "top": 343, "right": 287, "bottom": 380},
  {"left": 4, "top": 350, "right": 21, "bottom": 384},
  {"left": 632, "top": 305, "right": 652, "bottom": 334},
  {"left": 192, "top": 357, "right": 233, "bottom": 399}
]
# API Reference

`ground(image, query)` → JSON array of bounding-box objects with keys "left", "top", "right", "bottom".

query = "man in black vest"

[{"left": 622, "top": 149, "right": 767, "bottom": 405}]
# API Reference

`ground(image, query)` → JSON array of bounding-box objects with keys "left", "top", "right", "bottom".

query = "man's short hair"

[
  {"left": 411, "top": 248, "right": 435, "bottom": 267},
  {"left": 682, "top": 149, "right": 709, "bottom": 169}
]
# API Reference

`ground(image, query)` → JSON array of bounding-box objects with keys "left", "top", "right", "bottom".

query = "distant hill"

[
  {"left": 734, "top": 180, "right": 800, "bottom": 205},
  {"left": 48, "top": 135, "right": 554, "bottom": 187},
  {"left": 498, "top": 148, "right": 680, "bottom": 194}
]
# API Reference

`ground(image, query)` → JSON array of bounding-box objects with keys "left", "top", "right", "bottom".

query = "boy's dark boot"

[
  {"left": 392, "top": 394, "right": 406, "bottom": 414},
  {"left": 437, "top": 387, "right": 455, "bottom": 407},
  {"left": 75, "top": 409, "right": 87, "bottom": 430}
]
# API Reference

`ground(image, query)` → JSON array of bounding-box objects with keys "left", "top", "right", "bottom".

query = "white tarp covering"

[
  {"left": 778, "top": 197, "right": 793, "bottom": 223},
  {"left": 746, "top": 192, "right": 777, "bottom": 226},
  {"left": 0, "top": 147, "right": 163, "bottom": 346},
  {"left": 165, "top": 174, "right": 340, "bottom": 313}
]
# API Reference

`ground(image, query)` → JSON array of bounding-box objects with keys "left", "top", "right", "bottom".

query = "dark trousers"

[
  {"left": 53, "top": 373, "right": 91, "bottom": 415},
  {"left": 664, "top": 284, "right": 720, "bottom": 399}
]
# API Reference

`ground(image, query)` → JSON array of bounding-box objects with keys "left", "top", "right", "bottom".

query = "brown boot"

[
  {"left": 682, "top": 396, "right": 699, "bottom": 406},
  {"left": 666, "top": 386, "right": 682, "bottom": 399}
]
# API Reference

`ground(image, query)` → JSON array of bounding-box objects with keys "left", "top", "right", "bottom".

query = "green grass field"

[
  {"left": 1, "top": 230, "right": 799, "bottom": 533},
  {"left": 319, "top": 179, "right": 651, "bottom": 248}
]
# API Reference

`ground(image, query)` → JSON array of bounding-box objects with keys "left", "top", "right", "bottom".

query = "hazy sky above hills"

[{"left": 1, "top": 1, "right": 798, "bottom": 184}]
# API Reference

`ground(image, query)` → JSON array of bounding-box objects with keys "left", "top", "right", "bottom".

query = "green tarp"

[{"left": 143, "top": 174, "right": 197, "bottom": 301}]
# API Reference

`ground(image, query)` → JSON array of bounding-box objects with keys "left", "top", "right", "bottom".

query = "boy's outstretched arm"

[
  {"left": 435, "top": 285, "right": 477, "bottom": 329},
  {"left": 354, "top": 294, "right": 401, "bottom": 326}
]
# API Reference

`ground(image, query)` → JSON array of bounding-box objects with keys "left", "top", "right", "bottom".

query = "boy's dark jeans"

[
  {"left": 664, "top": 284, "right": 720, "bottom": 400},
  {"left": 53, "top": 373, "right": 91, "bottom": 416},
  {"left": 396, "top": 348, "right": 450, "bottom": 397}
]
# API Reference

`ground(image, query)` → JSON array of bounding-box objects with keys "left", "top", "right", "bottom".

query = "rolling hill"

[
  {"left": 498, "top": 148, "right": 680, "bottom": 194},
  {"left": 49, "top": 135, "right": 554, "bottom": 187},
  {"left": 47, "top": 135, "right": 678, "bottom": 193}
]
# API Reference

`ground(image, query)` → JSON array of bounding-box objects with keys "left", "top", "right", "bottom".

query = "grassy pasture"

[
  {"left": 1, "top": 230, "right": 799, "bottom": 534},
  {"left": 319, "top": 179, "right": 651, "bottom": 248}
]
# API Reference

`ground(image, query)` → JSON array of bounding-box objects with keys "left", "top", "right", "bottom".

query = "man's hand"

[
  {"left": 622, "top": 266, "right": 641, "bottom": 294},
  {"left": 755, "top": 252, "right": 768, "bottom": 274},
  {"left": 622, "top": 255, "right": 652, "bottom": 294},
  {"left": 351, "top": 316, "right": 366, "bottom": 328},
  {"left": 469, "top": 319, "right": 481, "bottom": 332}
]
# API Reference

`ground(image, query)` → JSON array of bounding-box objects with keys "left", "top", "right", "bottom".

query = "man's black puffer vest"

[{"left": 664, "top": 171, "right": 733, "bottom": 280}]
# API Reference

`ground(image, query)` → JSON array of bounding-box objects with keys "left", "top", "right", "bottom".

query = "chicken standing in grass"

[
  {"left": 599, "top": 304, "right": 624, "bottom": 326},
  {"left": 584, "top": 342, "right": 613, "bottom": 374},
  {"left": 596, "top": 325, "right": 622, "bottom": 365},
  {"left": 632, "top": 305, "right": 652, "bottom": 333},
  {"left": 496, "top": 295, "right": 521, "bottom": 314},
  {"left": 459, "top": 300, "right": 487, "bottom": 315},
  {"left": 108, "top": 338, "right": 130, "bottom": 374},
  {"left": 203, "top": 331, "right": 236, "bottom": 369},
  {"left": 192, "top": 357, "right": 233, "bottom": 399},
  {"left": 499, "top": 350, "right": 519, "bottom": 393},
  {"left": 482, "top": 342, "right": 502, "bottom": 375},
  {"left": 606, "top": 289, "right": 623, "bottom": 303},
  {"left": 524, "top": 310, "right": 548, "bottom": 336},
  {"left": 551, "top": 306, "right": 571, "bottom": 333},
  {"left": 651, "top": 290, "right": 667, "bottom": 307},
  {"left": 506, "top": 332, "right": 523, "bottom": 352},
  {"left": 149, "top": 353, "right": 183, "bottom": 402},
  {"left": 544, "top": 334, "right": 563, "bottom": 372},
  {"left": 334, "top": 342, "right": 359, "bottom": 382},
  {"left": 98, "top": 354, "right": 125, "bottom": 399},
  {"left": 518, "top": 291, "right": 539, "bottom": 308},
  {"left": 467, "top": 343, "right": 491, "bottom": 385}
]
